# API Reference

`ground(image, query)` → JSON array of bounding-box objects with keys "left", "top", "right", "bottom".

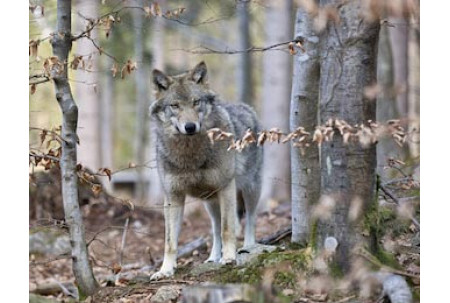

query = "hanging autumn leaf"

[
  {"left": 151, "top": 2, "right": 162, "bottom": 17},
  {"left": 29, "top": 40, "right": 40, "bottom": 57},
  {"left": 99, "top": 167, "right": 112, "bottom": 181},
  {"left": 144, "top": 6, "right": 152, "bottom": 18},
  {"left": 70, "top": 55, "right": 83, "bottom": 70},
  {"left": 288, "top": 42, "right": 297, "bottom": 55},
  {"left": 30, "top": 84, "right": 37, "bottom": 95},
  {"left": 92, "top": 184, "right": 102, "bottom": 196}
]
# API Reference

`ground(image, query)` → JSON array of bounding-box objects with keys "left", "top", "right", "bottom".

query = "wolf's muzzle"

[{"left": 184, "top": 122, "right": 197, "bottom": 135}]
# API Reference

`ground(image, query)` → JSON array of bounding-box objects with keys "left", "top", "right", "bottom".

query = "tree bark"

[
  {"left": 74, "top": 0, "right": 101, "bottom": 171},
  {"left": 236, "top": 0, "right": 253, "bottom": 105},
  {"left": 260, "top": 0, "right": 293, "bottom": 211},
  {"left": 100, "top": 56, "right": 114, "bottom": 192},
  {"left": 388, "top": 17, "right": 409, "bottom": 119},
  {"left": 407, "top": 21, "right": 420, "bottom": 158},
  {"left": 376, "top": 26, "right": 399, "bottom": 177},
  {"left": 290, "top": 6, "right": 321, "bottom": 244},
  {"left": 51, "top": 0, "right": 98, "bottom": 297},
  {"left": 148, "top": 8, "right": 165, "bottom": 205},
  {"left": 133, "top": 1, "right": 149, "bottom": 202},
  {"left": 318, "top": 0, "right": 379, "bottom": 271}
]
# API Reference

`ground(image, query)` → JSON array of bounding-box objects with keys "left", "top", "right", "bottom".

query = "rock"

[
  {"left": 411, "top": 232, "right": 420, "bottom": 247},
  {"left": 236, "top": 244, "right": 277, "bottom": 266},
  {"left": 29, "top": 294, "right": 59, "bottom": 303},
  {"left": 29, "top": 228, "right": 70, "bottom": 256},
  {"left": 182, "top": 283, "right": 258, "bottom": 303},
  {"left": 190, "top": 263, "right": 223, "bottom": 276},
  {"left": 150, "top": 285, "right": 180, "bottom": 303},
  {"left": 281, "top": 288, "right": 294, "bottom": 296}
]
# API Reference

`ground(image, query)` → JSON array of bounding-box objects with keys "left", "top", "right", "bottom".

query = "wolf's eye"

[
  {"left": 193, "top": 99, "right": 201, "bottom": 106},
  {"left": 170, "top": 104, "right": 179, "bottom": 110}
]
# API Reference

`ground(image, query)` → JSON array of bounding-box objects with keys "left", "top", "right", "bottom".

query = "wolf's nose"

[{"left": 184, "top": 122, "right": 197, "bottom": 134}]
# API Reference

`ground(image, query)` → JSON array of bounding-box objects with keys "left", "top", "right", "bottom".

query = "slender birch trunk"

[
  {"left": 75, "top": 0, "right": 101, "bottom": 171},
  {"left": 148, "top": 8, "right": 165, "bottom": 205},
  {"left": 260, "top": 0, "right": 292, "bottom": 211},
  {"left": 133, "top": 1, "right": 149, "bottom": 202},
  {"left": 236, "top": 0, "right": 253, "bottom": 105},
  {"left": 376, "top": 26, "right": 399, "bottom": 177},
  {"left": 290, "top": 6, "right": 321, "bottom": 244},
  {"left": 51, "top": 0, "right": 98, "bottom": 297}
]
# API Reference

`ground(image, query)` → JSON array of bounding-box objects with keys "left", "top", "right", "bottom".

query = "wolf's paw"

[
  {"left": 150, "top": 269, "right": 174, "bottom": 281},
  {"left": 204, "top": 256, "right": 220, "bottom": 263},
  {"left": 219, "top": 257, "right": 235, "bottom": 265}
]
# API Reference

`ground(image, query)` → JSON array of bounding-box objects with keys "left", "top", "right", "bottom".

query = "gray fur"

[{"left": 149, "top": 62, "right": 263, "bottom": 280}]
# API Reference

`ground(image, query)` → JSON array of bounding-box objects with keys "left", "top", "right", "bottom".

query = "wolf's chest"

[{"left": 165, "top": 167, "right": 233, "bottom": 199}]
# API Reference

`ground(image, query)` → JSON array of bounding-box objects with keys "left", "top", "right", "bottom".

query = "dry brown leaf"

[
  {"left": 288, "top": 42, "right": 297, "bottom": 55},
  {"left": 92, "top": 184, "right": 102, "bottom": 196},
  {"left": 257, "top": 131, "right": 267, "bottom": 146}
]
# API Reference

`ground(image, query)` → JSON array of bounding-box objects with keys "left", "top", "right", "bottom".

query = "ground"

[{"left": 29, "top": 169, "right": 419, "bottom": 303}]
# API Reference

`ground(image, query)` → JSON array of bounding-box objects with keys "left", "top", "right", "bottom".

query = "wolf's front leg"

[
  {"left": 204, "top": 199, "right": 222, "bottom": 263},
  {"left": 219, "top": 179, "right": 237, "bottom": 264},
  {"left": 150, "top": 194, "right": 185, "bottom": 281}
]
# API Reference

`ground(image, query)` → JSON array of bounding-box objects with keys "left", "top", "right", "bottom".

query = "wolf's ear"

[
  {"left": 189, "top": 61, "right": 208, "bottom": 84},
  {"left": 152, "top": 69, "right": 172, "bottom": 92}
]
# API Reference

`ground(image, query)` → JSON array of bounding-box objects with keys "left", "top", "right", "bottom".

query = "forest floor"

[{"left": 29, "top": 168, "right": 420, "bottom": 303}]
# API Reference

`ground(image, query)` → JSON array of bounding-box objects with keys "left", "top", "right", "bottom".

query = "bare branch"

[{"left": 179, "top": 40, "right": 297, "bottom": 55}]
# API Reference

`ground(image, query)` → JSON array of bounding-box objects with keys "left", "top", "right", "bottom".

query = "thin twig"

[{"left": 119, "top": 216, "right": 130, "bottom": 266}]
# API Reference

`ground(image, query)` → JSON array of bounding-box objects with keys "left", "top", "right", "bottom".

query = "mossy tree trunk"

[{"left": 317, "top": 0, "right": 379, "bottom": 271}]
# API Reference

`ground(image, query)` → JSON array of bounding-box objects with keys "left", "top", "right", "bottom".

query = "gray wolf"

[{"left": 148, "top": 61, "right": 263, "bottom": 280}]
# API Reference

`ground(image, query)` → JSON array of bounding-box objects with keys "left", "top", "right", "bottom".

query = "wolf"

[{"left": 148, "top": 61, "right": 263, "bottom": 280}]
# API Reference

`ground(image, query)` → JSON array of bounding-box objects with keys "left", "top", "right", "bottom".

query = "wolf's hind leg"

[
  {"left": 150, "top": 194, "right": 185, "bottom": 281},
  {"left": 203, "top": 199, "right": 222, "bottom": 263},
  {"left": 242, "top": 185, "right": 261, "bottom": 247}
]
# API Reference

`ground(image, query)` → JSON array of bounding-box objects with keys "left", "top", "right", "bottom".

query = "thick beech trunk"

[{"left": 318, "top": 0, "right": 379, "bottom": 271}]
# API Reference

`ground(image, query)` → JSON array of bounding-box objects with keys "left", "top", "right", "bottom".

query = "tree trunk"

[
  {"left": 388, "top": 17, "right": 409, "bottom": 119},
  {"left": 318, "top": 0, "right": 379, "bottom": 271},
  {"left": 236, "top": 0, "right": 253, "bottom": 105},
  {"left": 74, "top": 0, "right": 101, "bottom": 172},
  {"left": 407, "top": 21, "right": 420, "bottom": 158},
  {"left": 376, "top": 26, "right": 399, "bottom": 177},
  {"left": 290, "top": 6, "right": 321, "bottom": 245},
  {"left": 51, "top": 0, "right": 98, "bottom": 297},
  {"left": 148, "top": 8, "right": 165, "bottom": 204},
  {"left": 133, "top": 1, "right": 149, "bottom": 202},
  {"left": 260, "top": 0, "right": 293, "bottom": 211},
  {"left": 100, "top": 56, "right": 114, "bottom": 192}
]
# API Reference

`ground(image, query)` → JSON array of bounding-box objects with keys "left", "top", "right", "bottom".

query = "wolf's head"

[{"left": 149, "top": 61, "right": 216, "bottom": 136}]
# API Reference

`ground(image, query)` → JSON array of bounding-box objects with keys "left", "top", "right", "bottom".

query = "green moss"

[
  {"left": 373, "top": 249, "right": 401, "bottom": 270},
  {"left": 309, "top": 219, "right": 318, "bottom": 251},
  {"left": 328, "top": 259, "right": 344, "bottom": 278},
  {"left": 287, "top": 241, "right": 306, "bottom": 250},
  {"left": 211, "top": 249, "right": 311, "bottom": 288},
  {"left": 273, "top": 271, "right": 296, "bottom": 289},
  {"left": 412, "top": 286, "right": 420, "bottom": 301}
]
